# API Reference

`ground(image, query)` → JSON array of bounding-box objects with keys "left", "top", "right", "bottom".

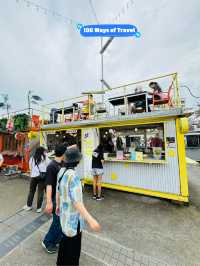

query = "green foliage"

[
  {"left": 13, "top": 114, "right": 30, "bottom": 132},
  {"left": 0, "top": 118, "right": 8, "bottom": 131}
]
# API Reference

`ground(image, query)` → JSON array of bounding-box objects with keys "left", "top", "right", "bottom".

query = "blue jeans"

[{"left": 43, "top": 201, "right": 62, "bottom": 248}]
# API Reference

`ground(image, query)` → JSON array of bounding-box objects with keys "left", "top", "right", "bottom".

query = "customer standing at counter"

[{"left": 91, "top": 144, "right": 104, "bottom": 201}]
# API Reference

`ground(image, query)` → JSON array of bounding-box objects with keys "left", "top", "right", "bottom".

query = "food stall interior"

[
  {"left": 100, "top": 123, "right": 165, "bottom": 161},
  {"left": 46, "top": 130, "right": 81, "bottom": 152}
]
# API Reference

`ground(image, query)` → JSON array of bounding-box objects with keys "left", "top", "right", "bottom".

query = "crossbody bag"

[{"left": 35, "top": 160, "right": 46, "bottom": 180}]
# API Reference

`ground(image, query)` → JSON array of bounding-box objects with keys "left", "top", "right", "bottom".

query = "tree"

[{"left": 0, "top": 94, "right": 11, "bottom": 118}]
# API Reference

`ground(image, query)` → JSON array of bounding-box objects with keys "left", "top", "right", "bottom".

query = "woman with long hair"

[
  {"left": 91, "top": 144, "right": 104, "bottom": 201},
  {"left": 23, "top": 146, "right": 50, "bottom": 213}
]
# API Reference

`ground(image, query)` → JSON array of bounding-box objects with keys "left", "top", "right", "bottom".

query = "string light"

[{"left": 15, "top": 0, "right": 84, "bottom": 30}]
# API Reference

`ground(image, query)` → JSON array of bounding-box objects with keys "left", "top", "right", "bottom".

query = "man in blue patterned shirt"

[{"left": 56, "top": 148, "right": 101, "bottom": 266}]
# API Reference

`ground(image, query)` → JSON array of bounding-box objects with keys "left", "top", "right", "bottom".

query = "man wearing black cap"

[{"left": 42, "top": 144, "right": 66, "bottom": 253}]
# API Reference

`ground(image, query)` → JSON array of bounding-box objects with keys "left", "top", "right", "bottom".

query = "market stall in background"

[{"left": 0, "top": 113, "right": 40, "bottom": 174}]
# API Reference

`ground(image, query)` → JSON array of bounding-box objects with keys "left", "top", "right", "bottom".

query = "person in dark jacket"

[
  {"left": 91, "top": 144, "right": 104, "bottom": 201},
  {"left": 42, "top": 144, "right": 66, "bottom": 254}
]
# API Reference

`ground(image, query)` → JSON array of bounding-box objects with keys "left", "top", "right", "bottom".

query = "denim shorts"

[{"left": 91, "top": 168, "right": 104, "bottom": 176}]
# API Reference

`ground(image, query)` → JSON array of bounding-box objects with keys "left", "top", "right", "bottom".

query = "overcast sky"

[{"left": 0, "top": 0, "right": 200, "bottom": 115}]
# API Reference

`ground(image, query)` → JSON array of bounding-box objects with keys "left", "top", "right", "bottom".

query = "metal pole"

[
  {"left": 101, "top": 38, "right": 104, "bottom": 102},
  {"left": 175, "top": 73, "right": 181, "bottom": 107},
  {"left": 61, "top": 101, "right": 64, "bottom": 123},
  {"left": 6, "top": 104, "right": 9, "bottom": 119},
  {"left": 28, "top": 90, "right": 31, "bottom": 116}
]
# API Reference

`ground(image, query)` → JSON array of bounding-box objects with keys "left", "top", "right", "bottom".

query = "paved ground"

[
  {"left": 0, "top": 175, "right": 28, "bottom": 221},
  {"left": 0, "top": 165, "right": 200, "bottom": 266}
]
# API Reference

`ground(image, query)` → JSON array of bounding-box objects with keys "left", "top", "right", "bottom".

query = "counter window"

[
  {"left": 100, "top": 124, "right": 165, "bottom": 161},
  {"left": 46, "top": 130, "right": 81, "bottom": 153}
]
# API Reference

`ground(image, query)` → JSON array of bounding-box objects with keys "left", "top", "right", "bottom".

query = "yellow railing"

[{"left": 41, "top": 72, "right": 181, "bottom": 125}]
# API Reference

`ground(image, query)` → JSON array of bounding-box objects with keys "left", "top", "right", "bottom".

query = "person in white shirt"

[
  {"left": 23, "top": 146, "right": 50, "bottom": 213},
  {"left": 0, "top": 153, "right": 4, "bottom": 171}
]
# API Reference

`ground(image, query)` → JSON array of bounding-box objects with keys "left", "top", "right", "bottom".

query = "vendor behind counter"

[{"left": 100, "top": 125, "right": 165, "bottom": 161}]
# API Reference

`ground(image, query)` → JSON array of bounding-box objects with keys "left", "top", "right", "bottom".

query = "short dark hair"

[{"left": 54, "top": 144, "right": 66, "bottom": 157}]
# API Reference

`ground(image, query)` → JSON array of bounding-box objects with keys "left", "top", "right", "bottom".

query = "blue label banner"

[{"left": 79, "top": 24, "right": 141, "bottom": 38}]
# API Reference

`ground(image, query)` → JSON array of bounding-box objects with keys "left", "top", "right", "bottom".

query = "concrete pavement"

[{"left": 0, "top": 165, "right": 200, "bottom": 265}]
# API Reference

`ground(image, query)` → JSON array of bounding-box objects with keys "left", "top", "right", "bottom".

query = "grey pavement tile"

[
  {"left": 135, "top": 252, "right": 149, "bottom": 264},
  {"left": 5, "top": 213, "right": 44, "bottom": 231},
  {"left": 0, "top": 224, "right": 15, "bottom": 243},
  {"left": 133, "top": 262, "right": 141, "bottom": 266},
  {"left": 17, "top": 210, "right": 39, "bottom": 218},
  {"left": 100, "top": 252, "right": 107, "bottom": 261},
  {"left": 149, "top": 262, "right": 158, "bottom": 266},
  {"left": 120, "top": 247, "right": 129, "bottom": 256},
  {"left": 96, "top": 249, "right": 103, "bottom": 258},
  {"left": 97, "top": 253, "right": 105, "bottom": 261},
  {"left": 3, "top": 214, "right": 25, "bottom": 226},
  {"left": 118, "top": 253, "right": 127, "bottom": 264},
  {"left": 110, "top": 257, "right": 118, "bottom": 266},
  {"left": 91, "top": 249, "right": 99, "bottom": 258},
  {"left": 112, "top": 250, "right": 120, "bottom": 259},
  {"left": 38, "top": 218, "right": 51, "bottom": 230},
  {"left": 140, "top": 256, "right": 149, "bottom": 265},
  {"left": 117, "top": 261, "right": 125, "bottom": 266},
  {"left": 127, "top": 250, "right": 135, "bottom": 259},
  {"left": 102, "top": 241, "right": 111, "bottom": 249},
  {"left": 98, "top": 246, "right": 106, "bottom": 254},
  {"left": 156, "top": 263, "right": 168, "bottom": 266},
  {"left": 100, "top": 247, "right": 107, "bottom": 255},
  {"left": 0, "top": 214, "right": 49, "bottom": 258},
  {"left": 104, "top": 254, "right": 112, "bottom": 263},
  {"left": 126, "top": 257, "right": 133, "bottom": 266},
  {"left": 113, "top": 245, "right": 122, "bottom": 252},
  {"left": 104, "top": 247, "right": 113, "bottom": 255}
]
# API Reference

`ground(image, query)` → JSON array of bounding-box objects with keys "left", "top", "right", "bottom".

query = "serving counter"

[{"left": 104, "top": 158, "right": 167, "bottom": 164}]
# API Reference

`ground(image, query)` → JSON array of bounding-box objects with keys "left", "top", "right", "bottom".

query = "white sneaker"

[
  {"left": 36, "top": 208, "right": 42, "bottom": 213},
  {"left": 23, "top": 205, "right": 32, "bottom": 211}
]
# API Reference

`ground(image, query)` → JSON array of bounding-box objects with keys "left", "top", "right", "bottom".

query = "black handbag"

[{"left": 36, "top": 162, "right": 46, "bottom": 180}]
